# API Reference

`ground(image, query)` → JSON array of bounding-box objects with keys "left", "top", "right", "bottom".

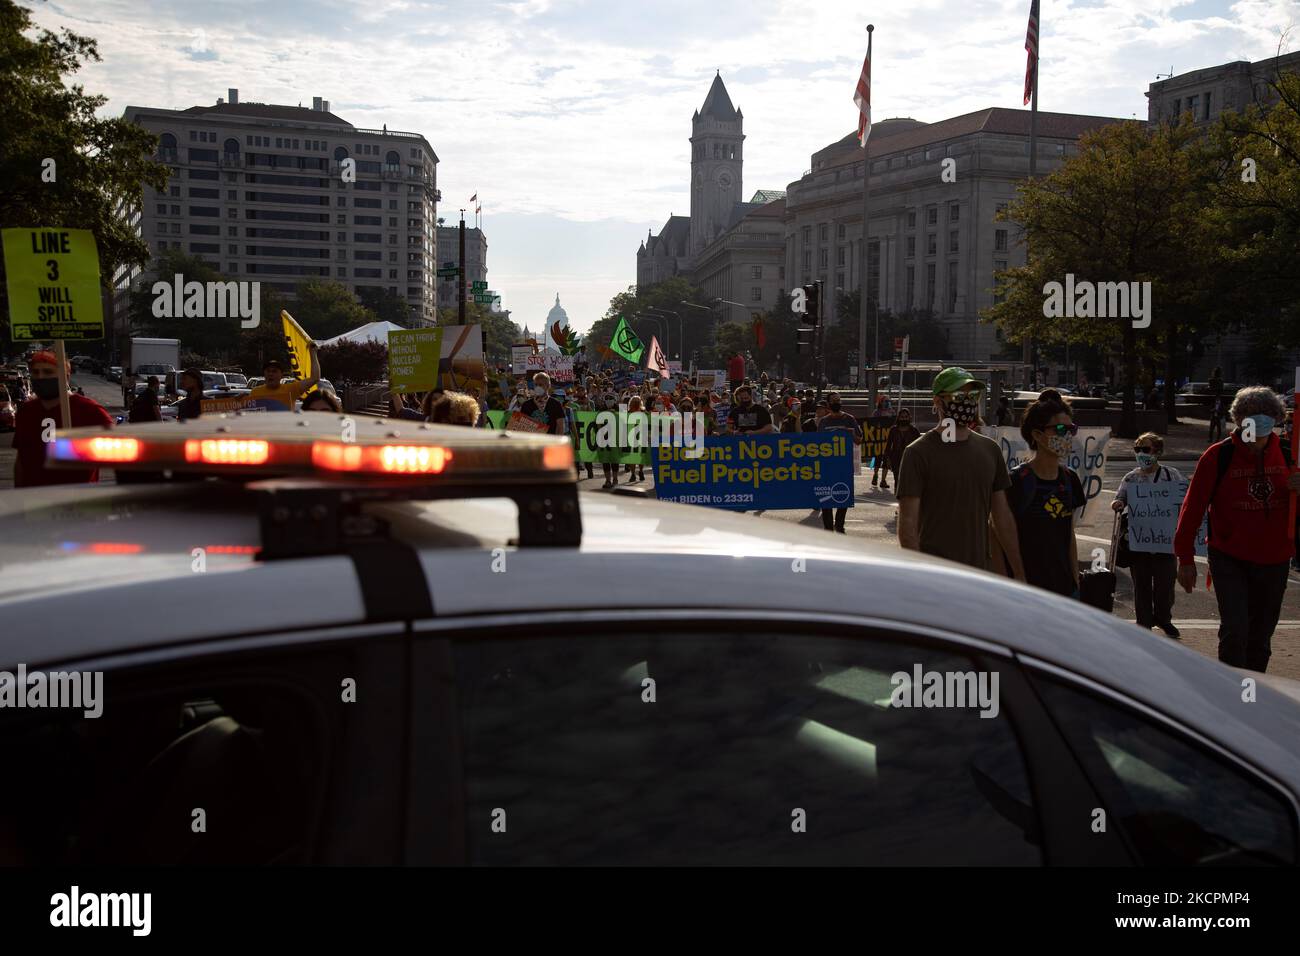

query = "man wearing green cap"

[{"left": 895, "top": 367, "right": 1026, "bottom": 579}]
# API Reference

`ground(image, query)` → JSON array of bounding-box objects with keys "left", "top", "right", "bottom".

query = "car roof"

[{"left": 3, "top": 474, "right": 1299, "bottom": 795}]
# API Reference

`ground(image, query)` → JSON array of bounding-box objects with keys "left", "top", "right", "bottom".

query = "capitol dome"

[{"left": 543, "top": 294, "right": 569, "bottom": 352}]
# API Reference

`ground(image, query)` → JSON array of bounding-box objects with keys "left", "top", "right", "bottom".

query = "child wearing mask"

[{"left": 1113, "top": 432, "right": 1183, "bottom": 636}]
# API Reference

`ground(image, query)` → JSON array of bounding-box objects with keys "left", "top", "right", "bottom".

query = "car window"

[
  {"left": 0, "top": 636, "right": 406, "bottom": 865},
  {"left": 1032, "top": 674, "right": 1297, "bottom": 865},
  {"left": 449, "top": 628, "right": 1040, "bottom": 865}
]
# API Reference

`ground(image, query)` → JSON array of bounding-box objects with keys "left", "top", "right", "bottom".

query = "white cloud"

[{"left": 27, "top": 0, "right": 1300, "bottom": 329}]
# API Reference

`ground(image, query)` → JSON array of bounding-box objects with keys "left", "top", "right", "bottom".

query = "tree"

[
  {"left": 595, "top": 278, "right": 717, "bottom": 369},
  {"left": 983, "top": 117, "right": 1223, "bottom": 435},
  {"left": 356, "top": 286, "right": 412, "bottom": 328},
  {"left": 292, "top": 279, "right": 376, "bottom": 341},
  {"left": 317, "top": 340, "right": 387, "bottom": 387},
  {"left": 0, "top": 0, "right": 170, "bottom": 342},
  {"left": 1205, "top": 65, "right": 1300, "bottom": 372}
]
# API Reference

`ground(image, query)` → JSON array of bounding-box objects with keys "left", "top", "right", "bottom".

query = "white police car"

[{"left": 0, "top": 413, "right": 1297, "bottom": 865}]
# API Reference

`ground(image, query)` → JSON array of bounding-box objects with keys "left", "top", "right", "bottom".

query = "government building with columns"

[{"left": 636, "top": 75, "right": 1126, "bottom": 361}]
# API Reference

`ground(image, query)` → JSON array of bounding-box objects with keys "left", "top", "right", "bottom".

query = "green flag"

[{"left": 609, "top": 316, "right": 645, "bottom": 365}]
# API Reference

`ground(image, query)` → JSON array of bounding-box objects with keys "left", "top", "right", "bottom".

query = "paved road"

[{"left": 582, "top": 456, "right": 1300, "bottom": 680}]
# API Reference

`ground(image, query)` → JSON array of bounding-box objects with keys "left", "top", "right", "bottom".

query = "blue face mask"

[
  {"left": 1135, "top": 452, "right": 1157, "bottom": 470},
  {"left": 1246, "top": 415, "right": 1276, "bottom": 438}
]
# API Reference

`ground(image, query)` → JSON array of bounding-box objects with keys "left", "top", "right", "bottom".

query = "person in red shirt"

[
  {"left": 9, "top": 350, "right": 114, "bottom": 488},
  {"left": 1174, "top": 387, "right": 1300, "bottom": 672}
]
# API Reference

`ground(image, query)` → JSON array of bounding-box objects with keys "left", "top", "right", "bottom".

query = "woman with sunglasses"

[
  {"left": 1112, "top": 431, "right": 1183, "bottom": 637},
  {"left": 1004, "top": 390, "right": 1085, "bottom": 597}
]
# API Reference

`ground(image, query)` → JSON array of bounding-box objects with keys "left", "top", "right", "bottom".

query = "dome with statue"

[{"left": 543, "top": 294, "right": 569, "bottom": 353}]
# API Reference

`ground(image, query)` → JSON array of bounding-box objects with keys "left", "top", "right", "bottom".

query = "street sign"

[
  {"left": 1, "top": 227, "right": 105, "bottom": 341},
  {"left": 436, "top": 267, "right": 459, "bottom": 277},
  {"left": 471, "top": 280, "right": 488, "bottom": 293}
]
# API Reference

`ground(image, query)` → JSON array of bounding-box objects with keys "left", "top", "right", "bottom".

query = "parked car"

[
  {"left": 106, "top": 366, "right": 122, "bottom": 383},
  {"left": 0, "top": 387, "right": 15, "bottom": 431}
]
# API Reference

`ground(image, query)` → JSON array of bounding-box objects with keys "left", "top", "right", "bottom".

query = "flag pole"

[
  {"left": 859, "top": 24, "right": 874, "bottom": 407},
  {"left": 1024, "top": 1, "right": 1039, "bottom": 378}
]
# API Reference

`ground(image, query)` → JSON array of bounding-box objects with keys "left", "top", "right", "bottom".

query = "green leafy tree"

[
  {"left": 356, "top": 286, "right": 412, "bottom": 328},
  {"left": 317, "top": 340, "right": 387, "bottom": 387},
  {"left": 1206, "top": 66, "right": 1300, "bottom": 383},
  {"left": 984, "top": 117, "right": 1222, "bottom": 435},
  {"left": 292, "top": 279, "right": 376, "bottom": 341},
  {"left": 0, "top": 0, "right": 170, "bottom": 344}
]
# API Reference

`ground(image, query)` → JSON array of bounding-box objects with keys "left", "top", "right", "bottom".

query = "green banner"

[
  {"left": 488, "top": 409, "right": 667, "bottom": 464},
  {"left": 609, "top": 316, "right": 645, "bottom": 365},
  {"left": 388, "top": 327, "right": 443, "bottom": 393}
]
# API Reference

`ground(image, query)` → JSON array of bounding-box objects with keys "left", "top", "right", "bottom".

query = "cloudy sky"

[{"left": 29, "top": 0, "right": 1300, "bottom": 333}]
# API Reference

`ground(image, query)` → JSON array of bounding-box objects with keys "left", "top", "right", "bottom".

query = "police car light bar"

[
  {"left": 45, "top": 415, "right": 581, "bottom": 551},
  {"left": 46, "top": 415, "right": 574, "bottom": 479}
]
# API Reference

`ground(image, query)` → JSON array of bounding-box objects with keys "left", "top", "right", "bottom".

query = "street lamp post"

[
  {"left": 632, "top": 313, "right": 666, "bottom": 358},
  {"left": 646, "top": 307, "right": 682, "bottom": 360},
  {"left": 680, "top": 299, "right": 723, "bottom": 355}
]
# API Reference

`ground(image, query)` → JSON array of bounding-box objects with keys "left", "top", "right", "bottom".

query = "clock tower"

[{"left": 689, "top": 72, "right": 744, "bottom": 256}]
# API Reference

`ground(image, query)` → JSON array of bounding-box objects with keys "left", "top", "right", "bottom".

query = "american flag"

[
  {"left": 1024, "top": 0, "right": 1039, "bottom": 106},
  {"left": 469, "top": 193, "right": 477, "bottom": 202},
  {"left": 854, "top": 50, "right": 871, "bottom": 148}
]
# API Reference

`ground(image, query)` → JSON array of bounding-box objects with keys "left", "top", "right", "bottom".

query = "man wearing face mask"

[
  {"left": 727, "top": 385, "right": 774, "bottom": 434},
  {"left": 518, "top": 372, "right": 566, "bottom": 435},
  {"left": 896, "top": 367, "right": 1025, "bottom": 580},
  {"left": 1174, "top": 387, "right": 1300, "bottom": 672},
  {"left": 10, "top": 350, "right": 114, "bottom": 487}
]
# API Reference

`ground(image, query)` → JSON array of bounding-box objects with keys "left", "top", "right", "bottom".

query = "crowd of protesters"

[{"left": 7, "top": 346, "right": 1298, "bottom": 674}]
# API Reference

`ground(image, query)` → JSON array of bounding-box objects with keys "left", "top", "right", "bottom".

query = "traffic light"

[
  {"left": 796, "top": 327, "right": 815, "bottom": 355},
  {"left": 803, "top": 284, "right": 821, "bottom": 325}
]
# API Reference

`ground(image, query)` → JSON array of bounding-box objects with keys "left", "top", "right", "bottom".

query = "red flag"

[
  {"left": 751, "top": 314, "right": 767, "bottom": 350},
  {"left": 1024, "top": 0, "right": 1040, "bottom": 106},
  {"left": 854, "top": 51, "right": 871, "bottom": 147}
]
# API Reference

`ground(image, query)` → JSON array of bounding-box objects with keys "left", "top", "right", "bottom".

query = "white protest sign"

[
  {"left": 979, "top": 426, "right": 1110, "bottom": 514},
  {"left": 511, "top": 345, "right": 534, "bottom": 368},
  {"left": 524, "top": 352, "right": 574, "bottom": 382},
  {"left": 1127, "top": 477, "right": 1208, "bottom": 556}
]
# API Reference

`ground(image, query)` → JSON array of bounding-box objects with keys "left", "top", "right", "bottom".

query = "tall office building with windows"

[{"left": 115, "top": 90, "right": 440, "bottom": 341}]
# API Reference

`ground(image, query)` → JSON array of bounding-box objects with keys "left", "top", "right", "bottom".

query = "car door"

[
  {"left": 1024, "top": 661, "right": 1300, "bottom": 866},
  {"left": 0, "top": 623, "right": 408, "bottom": 866},
  {"left": 406, "top": 611, "right": 1135, "bottom": 865}
]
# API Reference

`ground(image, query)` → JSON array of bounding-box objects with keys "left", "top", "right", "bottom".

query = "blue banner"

[{"left": 654, "top": 434, "right": 854, "bottom": 510}]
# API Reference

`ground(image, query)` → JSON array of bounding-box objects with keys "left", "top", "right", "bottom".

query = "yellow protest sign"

[
  {"left": 1, "top": 228, "right": 105, "bottom": 340},
  {"left": 281, "top": 310, "right": 314, "bottom": 379},
  {"left": 388, "top": 328, "right": 444, "bottom": 393}
]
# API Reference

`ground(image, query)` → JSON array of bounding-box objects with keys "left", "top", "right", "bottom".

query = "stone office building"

[
  {"left": 637, "top": 74, "right": 789, "bottom": 318},
  {"left": 435, "top": 225, "right": 488, "bottom": 312},
  {"left": 1146, "top": 49, "right": 1300, "bottom": 127},
  {"left": 116, "top": 89, "right": 440, "bottom": 336},
  {"left": 782, "top": 108, "right": 1127, "bottom": 361}
]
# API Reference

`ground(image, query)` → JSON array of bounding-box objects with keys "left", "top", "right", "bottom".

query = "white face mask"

[{"left": 533, "top": 385, "right": 546, "bottom": 397}]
